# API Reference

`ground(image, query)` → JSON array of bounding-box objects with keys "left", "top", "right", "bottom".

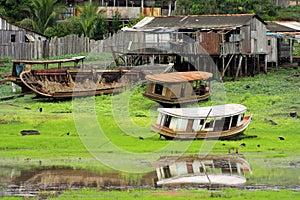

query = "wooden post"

[
  {"left": 253, "top": 55, "right": 256, "bottom": 75},
  {"left": 257, "top": 54, "right": 260, "bottom": 74},
  {"left": 222, "top": 54, "right": 234, "bottom": 78},
  {"left": 245, "top": 56, "right": 248, "bottom": 76},
  {"left": 234, "top": 55, "right": 243, "bottom": 81},
  {"left": 265, "top": 54, "right": 268, "bottom": 74},
  {"left": 290, "top": 38, "right": 293, "bottom": 64},
  {"left": 222, "top": 55, "right": 225, "bottom": 78}
]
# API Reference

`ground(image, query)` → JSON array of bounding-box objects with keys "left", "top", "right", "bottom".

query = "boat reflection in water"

[{"left": 152, "top": 154, "right": 252, "bottom": 187}]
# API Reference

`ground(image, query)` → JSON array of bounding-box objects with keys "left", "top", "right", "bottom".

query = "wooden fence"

[{"left": 0, "top": 35, "right": 103, "bottom": 59}]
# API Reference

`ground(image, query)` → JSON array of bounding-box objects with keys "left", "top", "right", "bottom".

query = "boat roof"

[
  {"left": 145, "top": 71, "right": 213, "bottom": 83},
  {"left": 12, "top": 56, "right": 86, "bottom": 64},
  {"left": 156, "top": 174, "right": 247, "bottom": 186},
  {"left": 157, "top": 104, "right": 247, "bottom": 118},
  {"left": 153, "top": 155, "right": 252, "bottom": 173}
]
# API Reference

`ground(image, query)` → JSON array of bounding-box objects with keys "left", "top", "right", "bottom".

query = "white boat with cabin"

[{"left": 152, "top": 104, "right": 252, "bottom": 140}]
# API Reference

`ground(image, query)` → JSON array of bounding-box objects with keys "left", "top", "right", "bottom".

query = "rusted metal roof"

[
  {"left": 135, "top": 14, "right": 265, "bottom": 30},
  {"left": 145, "top": 71, "right": 212, "bottom": 83}
]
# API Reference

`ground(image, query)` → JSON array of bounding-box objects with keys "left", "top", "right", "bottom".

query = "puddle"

[
  {"left": 0, "top": 166, "right": 156, "bottom": 198},
  {"left": 1, "top": 154, "right": 299, "bottom": 199}
]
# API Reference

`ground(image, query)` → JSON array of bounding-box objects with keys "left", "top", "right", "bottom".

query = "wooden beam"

[{"left": 222, "top": 54, "right": 234, "bottom": 78}]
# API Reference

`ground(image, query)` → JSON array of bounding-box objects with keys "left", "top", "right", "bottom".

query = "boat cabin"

[
  {"left": 152, "top": 104, "right": 252, "bottom": 139},
  {"left": 153, "top": 155, "right": 252, "bottom": 186},
  {"left": 142, "top": 71, "right": 213, "bottom": 106}
]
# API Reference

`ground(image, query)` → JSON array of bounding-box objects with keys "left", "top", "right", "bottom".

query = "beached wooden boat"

[
  {"left": 142, "top": 71, "right": 213, "bottom": 106},
  {"left": 152, "top": 104, "right": 252, "bottom": 140},
  {"left": 153, "top": 154, "right": 252, "bottom": 186},
  {"left": 4, "top": 56, "right": 146, "bottom": 98},
  {"left": 20, "top": 68, "right": 144, "bottom": 98},
  {"left": 5, "top": 56, "right": 86, "bottom": 92}
]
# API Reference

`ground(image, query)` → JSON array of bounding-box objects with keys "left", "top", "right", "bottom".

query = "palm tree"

[
  {"left": 75, "top": 3, "right": 99, "bottom": 37},
  {"left": 72, "top": 3, "right": 108, "bottom": 39},
  {"left": 19, "top": 0, "right": 62, "bottom": 34}
]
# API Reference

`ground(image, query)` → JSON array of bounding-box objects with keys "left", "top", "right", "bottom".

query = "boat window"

[
  {"left": 231, "top": 162, "right": 238, "bottom": 174},
  {"left": 199, "top": 119, "right": 205, "bottom": 125},
  {"left": 180, "top": 83, "right": 186, "bottom": 98},
  {"left": 163, "top": 166, "right": 171, "bottom": 178},
  {"left": 186, "top": 162, "right": 194, "bottom": 174},
  {"left": 199, "top": 166, "right": 204, "bottom": 173},
  {"left": 240, "top": 113, "right": 244, "bottom": 121},
  {"left": 231, "top": 115, "right": 239, "bottom": 127},
  {"left": 223, "top": 117, "right": 231, "bottom": 131},
  {"left": 205, "top": 119, "right": 214, "bottom": 129},
  {"left": 214, "top": 119, "right": 224, "bottom": 131},
  {"left": 205, "top": 163, "right": 213, "bottom": 173},
  {"left": 154, "top": 83, "right": 163, "bottom": 95},
  {"left": 214, "top": 160, "right": 231, "bottom": 174},
  {"left": 164, "top": 115, "right": 172, "bottom": 128}
]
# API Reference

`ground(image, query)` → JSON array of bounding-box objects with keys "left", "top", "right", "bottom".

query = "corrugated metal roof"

[
  {"left": 133, "top": 17, "right": 155, "bottom": 28},
  {"left": 274, "top": 21, "right": 300, "bottom": 31},
  {"left": 134, "top": 14, "right": 264, "bottom": 30},
  {"left": 158, "top": 104, "right": 247, "bottom": 118},
  {"left": 266, "top": 21, "right": 300, "bottom": 32},
  {"left": 145, "top": 71, "right": 212, "bottom": 83}
]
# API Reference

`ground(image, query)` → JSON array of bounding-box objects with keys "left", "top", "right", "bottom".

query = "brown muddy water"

[{"left": 0, "top": 165, "right": 299, "bottom": 199}]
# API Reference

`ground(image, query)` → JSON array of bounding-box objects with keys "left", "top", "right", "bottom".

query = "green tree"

[
  {"left": 89, "top": 14, "right": 108, "bottom": 40},
  {"left": 276, "top": 4, "right": 300, "bottom": 21},
  {"left": 0, "top": 0, "right": 31, "bottom": 23},
  {"left": 18, "top": 0, "right": 62, "bottom": 34},
  {"left": 112, "top": 12, "right": 122, "bottom": 33},
  {"left": 176, "top": 0, "right": 279, "bottom": 20},
  {"left": 72, "top": 3, "right": 108, "bottom": 39}
]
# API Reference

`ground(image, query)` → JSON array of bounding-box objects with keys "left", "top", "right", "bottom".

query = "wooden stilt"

[
  {"left": 265, "top": 54, "right": 268, "bottom": 74},
  {"left": 222, "top": 55, "right": 225, "bottom": 78},
  {"left": 222, "top": 54, "right": 234, "bottom": 78},
  {"left": 234, "top": 55, "right": 243, "bottom": 81},
  {"left": 257, "top": 55, "right": 260, "bottom": 74},
  {"left": 245, "top": 56, "right": 248, "bottom": 76}
]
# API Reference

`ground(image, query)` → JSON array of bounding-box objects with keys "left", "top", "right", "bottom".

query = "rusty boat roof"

[{"left": 145, "top": 71, "right": 213, "bottom": 83}]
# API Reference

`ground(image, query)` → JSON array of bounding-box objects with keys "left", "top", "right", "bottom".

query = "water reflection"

[
  {"left": 153, "top": 154, "right": 252, "bottom": 187},
  {"left": 0, "top": 166, "right": 156, "bottom": 198},
  {"left": 1, "top": 153, "right": 299, "bottom": 198}
]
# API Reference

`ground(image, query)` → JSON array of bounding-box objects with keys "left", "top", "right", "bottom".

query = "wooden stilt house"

[{"left": 122, "top": 14, "right": 268, "bottom": 79}]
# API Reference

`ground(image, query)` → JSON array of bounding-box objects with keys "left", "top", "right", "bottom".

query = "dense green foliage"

[
  {"left": 0, "top": 0, "right": 31, "bottom": 23},
  {"left": 176, "top": 0, "right": 279, "bottom": 20},
  {"left": 276, "top": 4, "right": 300, "bottom": 21},
  {"left": 18, "top": 0, "right": 62, "bottom": 35},
  {"left": 0, "top": 0, "right": 300, "bottom": 38}
]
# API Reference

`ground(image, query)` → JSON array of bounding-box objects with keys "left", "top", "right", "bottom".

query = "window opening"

[
  {"left": 163, "top": 166, "right": 171, "bottom": 178},
  {"left": 186, "top": 162, "right": 194, "bottom": 174},
  {"left": 154, "top": 83, "right": 163, "bottom": 95},
  {"left": 231, "top": 115, "right": 239, "bottom": 127},
  {"left": 11, "top": 34, "right": 16, "bottom": 42},
  {"left": 164, "top": 115, "right": 172, "bottom": 127}
]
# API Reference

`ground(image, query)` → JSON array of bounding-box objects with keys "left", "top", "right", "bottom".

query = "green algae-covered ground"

[{"left": 0, "top": 66, "right": 299, "bottom": 199}]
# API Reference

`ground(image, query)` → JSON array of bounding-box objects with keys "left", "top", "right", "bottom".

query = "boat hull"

[
  {"left": 20, "top": 69, "right": 143, "bottom": 98},
  {"left": 152, "top": 115, "right": 252, "bottom": 140},
  {"left": 142, "top": 91, "right": 211, "bottom": 106}
]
